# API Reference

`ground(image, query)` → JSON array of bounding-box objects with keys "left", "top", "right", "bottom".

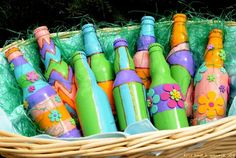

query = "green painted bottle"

[
  {"left": 72, "top": 51, "right": 117, "bottom": 136},
  {"left": 147, "top": 43, "right": 189, "bottom": 130},
  {"left": 113, "top": 38, "right": 149, "bottom": 131},
  {"left": 82, "top": 24, "right": 116, "bottom": 115}
]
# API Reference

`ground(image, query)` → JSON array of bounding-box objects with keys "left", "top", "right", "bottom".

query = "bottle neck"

[
  {"left": 137, "top": 17, "right": 156, "bottom": 51},
  {"left": 171, "top": 21, "right": 189, "bottom": 48},
  {"left": 83, "top": 30, "right": 103, "bottom": 56},
  {"left": 149, "top": 44, "right": 176, "bottom": 87},
  {"left": 204, "top": 36, "right": 224, "bottom": 67},
  {"left": 114, "top": 46, "right": 135, "bottom": 74},
  {"left": 73, "top": 53, "right": 97, "bottom": 86},
  {"left": 39, "top": 38, "right": 62, "bottom": 69}
]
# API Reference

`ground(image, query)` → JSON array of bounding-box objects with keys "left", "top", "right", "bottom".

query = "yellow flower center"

[{"left": 170, "top": 89, "right": 181, "bottom": 101}]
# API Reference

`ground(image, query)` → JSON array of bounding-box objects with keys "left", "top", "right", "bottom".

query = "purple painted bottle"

[
  {"left": 113, "top": 38, "right": 149, "bottom": 131},
  {"left": 5, "top": 47, "right": 81, "bottom": 138}
]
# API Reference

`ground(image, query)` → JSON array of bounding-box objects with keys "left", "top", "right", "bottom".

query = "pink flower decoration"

[
  {"left": 28, "top": 86, "right": 35, "bottom": 93},
  {"left": 207, "top": 44, "right": 214, "bottom": 50},
  {"left": 27, "top": 71, "right": 39, "bottom": 82},
  {"left": 160, "top": 84, "right": 185, "bottom": 109}
]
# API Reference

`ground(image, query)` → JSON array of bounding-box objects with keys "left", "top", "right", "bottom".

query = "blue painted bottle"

[
  {"left": 113, "top": 38, "right": 149, "bottom": 131},
  {"left": 72, "top": 51, "right": 117, "bottom": 136}
]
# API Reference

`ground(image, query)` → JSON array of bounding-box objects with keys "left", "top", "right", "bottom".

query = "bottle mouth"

[
  {"left": 72, "top": 51, "right": 87, "bottom": 62},
  {"left": 209, "top": 29, "right": 223, "bottom": 38},
  {"left": 113, "top": 38, "right": 128, "bottom": 49},
  {"left": 34, "top": 26, "right": 50, "bottom": 39},
  {"left": 173, "top": 13, "right": 187, "bottom": 22},
  {"left": 5, "top": 47, "right": 23, "bottom": 62},
  {"left": 141, "top": 16, "right": 155, "bottom": 25},
  {"left": 82, "top": 23, "right": 95, "bottom": 34},
  {"left": 148, "top": 43, "right": 164, "bottom": 54}
]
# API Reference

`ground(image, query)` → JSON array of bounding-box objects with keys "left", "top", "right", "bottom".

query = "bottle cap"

[
  {"left": 113, "top": 38, "right": 128, "bottom": 49},
  {"left": 141, "top": 16, "right": 155, "bottom": 26},
  {"left": 209, "top": 29, "right": 223, "bottom": 38},
  {"left": 173, "top": 13, "right": 187, "bottom": 22},
  {"left": 34, "top": 26, "right": 50, "bottom": 40},
  {"left": 82, "top": 23, "right": 95, "bottom": 34},
  {"left": 5, "top": 47, "right": 23, "bottom": 62}
]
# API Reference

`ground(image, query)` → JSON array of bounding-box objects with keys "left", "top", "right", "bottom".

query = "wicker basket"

[{"left": 1, "top": 20, "right": 236, "bottom": 158}]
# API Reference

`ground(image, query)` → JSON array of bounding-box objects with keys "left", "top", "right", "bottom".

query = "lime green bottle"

[
  {"left": 147, "top": 43, "right": 189, "bottom": 130},
  {"left": 72, "top": 51, "right": 117, "bottom": 136}
]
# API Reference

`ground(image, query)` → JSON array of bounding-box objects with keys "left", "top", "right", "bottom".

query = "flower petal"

[
  {"left": 177, "top": 100, "right": 184, "bottom": 108},
  {"left": 160, "top": 92, "right": 170, "bottom": 101},
  {"left": 152, "top": 95, "right": 160, "bottom": 104},
  {"left": 173, "top": 84, "right": 180, "bottom": 91},
  {"left": 207, "top": 91, "right": 216, "bottom": 102},
  {"left": 199, "top": 65, "right": 207, "bottom": 73},
  {"left": 198, "top": 105, "right": 207, "bottom": 114},
  {"left": 216, "top": 107, "right": 224, "bottom": 116},
  {"left": 147, "top": 89, "right": 155, "bottom": 97},
  {"left": 198, "top": 95, "right": 208, "bottom": 105},
  {"left": 163, "top": 84, "right": 173, "bottom": 92},
  {"left": 215, "top": 97, "right": 224, "bottom": 106},
  {"left": 206, "top": 109, "right": 216, "bottom": 119},
  {"left": 150, "top": 105, "right": 158, "bottom": 115},
  {"left": 167, "top": 100, "right": 177, "bottom": 108}
]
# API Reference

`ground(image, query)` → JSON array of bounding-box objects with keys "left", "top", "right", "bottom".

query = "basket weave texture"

[{"left": 1, "top": 20, "right": 236, "bottom": 158}]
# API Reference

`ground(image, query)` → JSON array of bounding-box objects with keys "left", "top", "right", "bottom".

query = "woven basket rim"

[
  {"left": 1, "top": 19, "right": 236, "bottom": 52},
  {"left": 0, "top": 116, "right": 236, "bottom": 157}
]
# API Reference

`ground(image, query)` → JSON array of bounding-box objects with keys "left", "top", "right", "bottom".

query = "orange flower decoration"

[{"left": 197, "top": 91, "right": 225, "bottom": 119}]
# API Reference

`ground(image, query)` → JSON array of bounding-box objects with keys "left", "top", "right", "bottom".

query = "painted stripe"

[
  {"left": 29, "top": 95, "right": 62, "bottom": 118},
  {"left": 11, "top": 56, "right": 28, "bottom": 67},
  {"left": 45, "top": 119, "right": 78, "bottom": 137},
  {"left": 22, "top": 80, "right": 49, "bottom": 98},
  {"left": 43, "top": 46, "right": 61, "bottom": 69},
  {"left": 93, "top": 84, "right": 117, "bottom": 132},
  {"left": 129, "top": 83, "right": 142, "bottom": 121},
  {"left": 119, "top": 47, "right": 130, "bottom": 70},
  {"left": 33, "top": 104, "right": 72, "bottom": 131},
  {"left": 14, "top": 64, "right": 35, "bottom": 79},
  {"left": 119, "top": 84, "right": 136, "bottom": 126},
  {"left": 26, "top": 85, "right": 56, "bottom": 108}
]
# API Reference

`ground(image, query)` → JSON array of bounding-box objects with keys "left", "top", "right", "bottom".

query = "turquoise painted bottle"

[
  {"left": 113, "top": 38, "right": 149, "bottom": 131},
  {"left": 72, "top": 51, "right": 117, "bottom": 136}
]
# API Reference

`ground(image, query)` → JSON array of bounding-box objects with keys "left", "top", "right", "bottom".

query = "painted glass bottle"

[
  {"left": 193, "top": 29, "right": 229, "bottom": 125},
  {"left": 5, "top": 47, "right": 81, "bottom": 137},
  {"left": 34, "top": 26, "right": 78, "bottom": 120},
  {"left": 72, "top": 51, "right": 117, "bottom": 136},
  {"left": 82, "top": 24, "right": 116, "bottom": 115},
  {"left": 133, "top": 16, "right": 156, "bottom": 89},
  {"left": 147, "top": 43, "right": 189, "bottom": 129},
  {"left": 167, "top": 14, "right": 195, "bottom": 117},
  {"left": 113, "top": 38, "right": 149, "bottom": 131}
]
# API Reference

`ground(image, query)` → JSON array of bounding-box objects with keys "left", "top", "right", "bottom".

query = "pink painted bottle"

[
  {"left": 133, "top": 16, "right": 156, "bottom": 89},
  {"left": 192, "top": 29, "right": 230, "bottom": 125}
]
